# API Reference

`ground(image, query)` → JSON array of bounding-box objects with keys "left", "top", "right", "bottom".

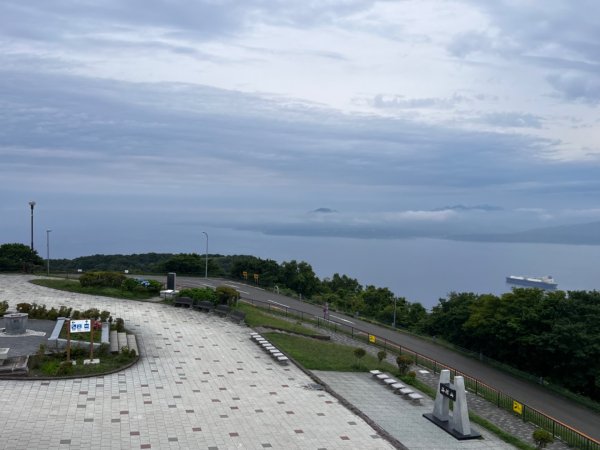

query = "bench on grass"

[
  {"left": 194, "top": 301, "right": 214, "bottom": 313},
  {"left": 214, "top": 304, "right": 231, "bottom": 316},
  {"left": 174, "top": 296, "right": 193, "bottom": 308},
  {"left": 229, "top": 310, "right": 246, "bottom": 324}
]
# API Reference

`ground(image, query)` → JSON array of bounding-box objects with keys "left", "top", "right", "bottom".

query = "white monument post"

[{"left": 423, "top": 369, "right": 481, "bottom": 440}]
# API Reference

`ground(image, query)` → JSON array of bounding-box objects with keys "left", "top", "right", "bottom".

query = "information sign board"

[{"left": 70, "top": 319, "right": 91, "bottom": 333}]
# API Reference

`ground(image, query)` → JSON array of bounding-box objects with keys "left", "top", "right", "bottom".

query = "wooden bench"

[
  {"left": 369, "top": 370, "right": 382, "bottom": 376},
  {"left": 229, "top": 310, "right": 246, "bottom": 324},
  {"left": 174, "top": 297, "right": 193, "bottom": 308},
  {"left": 194, "top": 301, "right": 214, "bottom": 313},
  {"left": 214, "top": 304, "right": 231, "bottom": 316},
  {"left": 390, "top": 382, "right": 406, "bottom": 390}
]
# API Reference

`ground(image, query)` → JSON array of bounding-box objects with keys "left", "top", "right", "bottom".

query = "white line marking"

[
  {"left": 330, "top": 315, "right": 353, "bottom": 324},
  {"left": 268, "top": 299, "right": 289, "bottom": 308}
]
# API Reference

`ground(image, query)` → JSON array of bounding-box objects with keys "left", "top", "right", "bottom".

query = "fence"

[{"left": 242, "top": 297, "right": 600, "bottom": 450}]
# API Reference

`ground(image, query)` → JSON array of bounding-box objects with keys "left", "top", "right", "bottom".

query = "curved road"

[{"left": 168, "top": 276, "right": 600, "bottom": 441}]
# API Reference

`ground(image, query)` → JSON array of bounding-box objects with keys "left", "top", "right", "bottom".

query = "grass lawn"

[
  {"left": 264, "top": 332, "right": 396, "bottom": 372},
  {"left": 30, "top": 278, "right": 158, "bottom": 300},
  {"left": 237, "top": 303, "right": 321, "bottom": 336}
]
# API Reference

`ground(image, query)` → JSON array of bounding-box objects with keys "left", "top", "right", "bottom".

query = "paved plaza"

[{"left": 0, "top": 275, "right": 517, "bottom": 449}]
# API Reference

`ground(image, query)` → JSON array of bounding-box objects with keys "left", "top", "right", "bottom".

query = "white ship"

[{"left": 506, "top": 275, "right": 558, "bottom": 290}]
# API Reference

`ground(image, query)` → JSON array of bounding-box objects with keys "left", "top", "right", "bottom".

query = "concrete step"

[
  {"left": 109, "top": 330, "right": 118, "bottom": 353},
  {"left": 126, "top": 334, "right": 139, "bottom": 356}
]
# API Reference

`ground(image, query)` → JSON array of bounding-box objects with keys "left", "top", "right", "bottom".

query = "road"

[{"left": 162, "top": 275, "right": 600, "bottom": 441}]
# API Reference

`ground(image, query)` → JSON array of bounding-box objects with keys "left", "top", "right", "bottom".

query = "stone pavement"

[
  {"left": 0, "top": 275, "right": 395, "bottom": 450},
  {"left": 315, "top": 371, "right": 514, "bottom": 450},
  {"left": 292, "top": 318, "right": 571, "bottom": 450}
]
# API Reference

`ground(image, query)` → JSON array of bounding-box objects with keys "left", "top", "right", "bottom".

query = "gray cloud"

[
  {"left": 478, "top": 112, "right": 544, "bottom": 129},
  {"left": 547, "top": 72, "right": 600, "bottom": 104}
]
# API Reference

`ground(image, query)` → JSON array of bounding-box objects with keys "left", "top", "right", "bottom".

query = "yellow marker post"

[
  {"left": 513, "top": 400, "right": 523, "bottom": 415},
  {"left": 368, "top": 334, "right": 376, "bottom": 343}
]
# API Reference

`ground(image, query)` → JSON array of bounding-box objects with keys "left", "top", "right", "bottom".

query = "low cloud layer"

[{"left": 1, "top": 1, "right": 600, "bottom": 256}]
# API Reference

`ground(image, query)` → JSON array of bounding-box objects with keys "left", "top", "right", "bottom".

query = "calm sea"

[{"left": 208, "top": 229, "right": 600, "bottom": 309}]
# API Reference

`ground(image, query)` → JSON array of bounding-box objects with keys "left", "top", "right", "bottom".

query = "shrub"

[
  {"left": 47, "top": 307, "right": 59, "bottom": 321},
  {"left": 533, "top": 429, "right": 554, "bottom": 449},
  {"left": 377, "top": 350, "right": 387, "bottom": 365},
  {"left": 81, "top": 308, "right": 101, "bottom": 320},
  {"left": 396, "top": 354, "right": 413, "bottom": 375},
  {"left": 71, "top": 310, "right": 81, "bottom": 320},
  {"left": 80, "top": 271, "right": 126, "bottom": 289},
  {"left": 97, "top": 343, "right": 110, "bottom": 357},
  {"left": 55, "top": 360, "right": 75, "bottom": 376},
  {"left": 353, "top": 347, "right": 366, "bottom": 367},
  {"left": 115, "top": 318, "right": 125, "bottom": 332},
  {"left": 0, "top": 300, "right": 8, "bottom": 316},
  {"left": 215, "top": 285, "right": 240, "bottom": 306},
  {"left": 178, "top": 288, "right": 216, "bottom": 303},
  {"left": 58, "top": 306, "right": 72, "bottom": 318},
  {"left": 407, "top": 370, "right": 416, "bottom": 380},
  {"left": 122, "top": 278, "right": 162, "bottom": 294},
  {"left": 28, "top": 303, "right": 48, "bottom": 319},
  {"left": 129, "top": 348, "right": 137, "bottom": 358},
  {"left": 16, "top": 302, "right": 32, "bottom": 313}
]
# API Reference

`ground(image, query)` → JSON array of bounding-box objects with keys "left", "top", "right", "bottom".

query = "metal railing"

[{"left": 242, "top": 297, "right": 600, "bottom": 450}]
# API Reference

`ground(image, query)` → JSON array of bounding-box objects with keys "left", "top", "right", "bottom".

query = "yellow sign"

[
  {"left": 254, "top": 273, "right": 259, "bottom": 280},
  {"left": 242, "top": 271, "right": 248, "bottom": 279},
  {"left": 513, "top": 400, "right": 523, "bottom": 415},
  {"left": 368, "top": 335, "right": 376, "bottom": 343}
]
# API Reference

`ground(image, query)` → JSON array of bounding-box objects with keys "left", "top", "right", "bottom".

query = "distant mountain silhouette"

[{"left": 452, "top": 221, "right": 600, "bottom": 245}]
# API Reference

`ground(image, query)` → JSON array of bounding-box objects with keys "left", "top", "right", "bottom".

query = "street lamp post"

[
  {"left": 46, "top": 229, "right": 52, "bottom": 275},
  {"left": 202, "top": 231, "right": 208, "bottom": 278},
  {"left": 28, "top": 201, "right": 36, "bottom": 251}
]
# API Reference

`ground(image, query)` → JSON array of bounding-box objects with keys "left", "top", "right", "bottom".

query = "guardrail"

[{"left": 242, "top": 297, "right": 600, "bottom": 450}]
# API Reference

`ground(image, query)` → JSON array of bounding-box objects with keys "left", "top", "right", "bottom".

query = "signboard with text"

[
  {"left": 70, "top": 319, "right": 91, "bottom": 333},
  {"left": 439, "top": 382, "right": 457, "bottom": 401}
]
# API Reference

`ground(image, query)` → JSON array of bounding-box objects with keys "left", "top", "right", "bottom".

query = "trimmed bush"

[
  {"left": 0, "top": 300, "right": 8, "bottom": 316},
  {"left": 178, "top": 288, "right": 216, "bottom": 303},
  {"left": 396, "top": 354, "right": 413, "bottom": 375},
  {"left": 80, "top": 271, "right": 127, "bottom": 289},
  {"left": 215, "top": 285, "right": 240, "bottom": 306}
]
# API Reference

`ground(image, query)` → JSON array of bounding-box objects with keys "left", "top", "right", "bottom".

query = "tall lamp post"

[
  {"left": 28, "top": 201, "right": 36, "bottom": 251},
  {"left": 202, "top": 231, "right": 208, "bottom": 279},
  {"left": 46, "top": 229, "right": 52, "bottom": 275}
]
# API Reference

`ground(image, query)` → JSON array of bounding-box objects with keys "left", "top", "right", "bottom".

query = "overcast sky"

[{"left": 1, "top": 0, "right": 600, "bottom": 258}]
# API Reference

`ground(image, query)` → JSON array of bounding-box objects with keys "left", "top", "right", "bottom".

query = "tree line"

[{"left": 2, "top": 244, "right": 599, "bottom": 401}]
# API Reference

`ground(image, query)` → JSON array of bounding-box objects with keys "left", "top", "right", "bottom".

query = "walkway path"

[{"left": 0, "top": 275, "right": 392, "bottom": 449}]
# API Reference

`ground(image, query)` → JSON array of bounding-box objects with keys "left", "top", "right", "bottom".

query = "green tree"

[
  {"left": 279, "top": 260, "right": 320, "bottom": 298},
  {"left": 0, "top": 243, "right": 44, "bottom": 272},
  {"left": 396, "top": 354, "right": 412, "bottom": 375},
  {"left": 215, "top": 285, "right": 240, "bottom": 307},
  {"left": 353, "top": 347, "right": 366, "bottom": 367}
]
